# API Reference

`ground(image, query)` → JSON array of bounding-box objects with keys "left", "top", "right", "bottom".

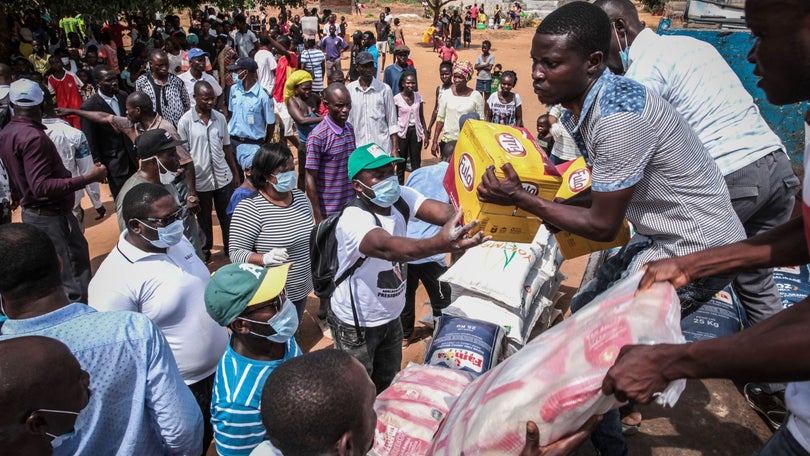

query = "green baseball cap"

[
  {"left": 204, "top": 263, "right": 291, "bottom": 326},
  {"left": 348, "top": 143, "right": 405, "bottom": 180}
]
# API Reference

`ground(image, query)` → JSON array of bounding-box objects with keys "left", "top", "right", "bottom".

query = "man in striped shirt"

[
  {"left": 205, "top": 262, "right": 302, "bottom": 456},
  {"left": 305, "top": 83, "right": 356, "bottom": 223}
]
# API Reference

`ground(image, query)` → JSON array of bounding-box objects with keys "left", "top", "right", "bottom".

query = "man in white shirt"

[
  {"left": 179, "top": 48, "right": 223, "bottom": 108},
  {"left": 89, "top": 147, "right": 229, "bottom": 452},
  {"left": 232, "top": 14, "right": 258, "bottom": 58},
  {"left": 254, "top": 35, "right": 278, "bottom": 95},
  {"left": 328, "top": 143, "right": 486, "bottom": 393},
  {"left": 596, "top": 0, "right": 800, "bottom": 325},
  {"left": 177, "top": 81, "right": 239, "bottom": 259},
  {"left": 347, "top": 52, "right": 399, "bottom": 157}
]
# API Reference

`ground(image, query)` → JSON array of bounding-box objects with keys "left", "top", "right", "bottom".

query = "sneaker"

[
  {"left": 744, "top": 383, "right": 786, "bottom": 430},
  {"left": 318, "top": 319, "right": 332, "bottom": 340}
]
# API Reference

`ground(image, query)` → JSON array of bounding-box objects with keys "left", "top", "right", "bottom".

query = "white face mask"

[
  {"left": 152, "top": 156, "right": 178, "bottom": 185},
  {"left": 61, "top": 57, "right": 70, "bottom": 66}
]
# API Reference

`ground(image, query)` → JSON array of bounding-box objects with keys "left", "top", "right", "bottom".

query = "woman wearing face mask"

[
  {"left": 229, "top": 143, "right": 316, "bottom": 323},
  {"left": 114, "top": 128, "right": 205, "bottom": 259},
  {"left": 204, "top": 262, "right": 303, "bottom": 455}
]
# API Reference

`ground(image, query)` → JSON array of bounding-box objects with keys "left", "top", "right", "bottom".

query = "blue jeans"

[
  {"left": 327, "top": 309, "right": 403, "bottom": 393},
  {"left": 754, "top": 423, "right": 810, "bottom": 456}
]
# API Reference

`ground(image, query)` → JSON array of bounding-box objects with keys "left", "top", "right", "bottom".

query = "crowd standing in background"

[{"left": 1, "top": 1, "right": 808, "bottom": 455}]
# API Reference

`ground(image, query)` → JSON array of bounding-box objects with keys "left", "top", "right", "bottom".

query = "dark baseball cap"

[
  {"left": 135, "top": 129, "right": 187, "bottom": 159},
  {"left": 226, "top": 56, "right": 258, "bottom": 72},
  {"left": 356, "top": 51, "right": 375, "bottom": 65}
]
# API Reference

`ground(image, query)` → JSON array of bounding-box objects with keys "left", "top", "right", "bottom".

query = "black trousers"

[
  {"left": 396, "top": 126, "right": 422, "bottom": 184},
  {"left": 401, "top": 261, "right": 451, "bottom": 337},
  {"left": 188, "top": 372, "right": 215, "bottom": 455},
  {"left": 197, "top": 182, "right": 234, "bottom": 256}
]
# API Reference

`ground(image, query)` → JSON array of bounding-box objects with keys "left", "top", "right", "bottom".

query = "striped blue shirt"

[
  {"left": 561, "top": 70, "right": 746, "bottom": 269},
  {"left": 211, "top": 337, "right": 303, "bottom": 455}
]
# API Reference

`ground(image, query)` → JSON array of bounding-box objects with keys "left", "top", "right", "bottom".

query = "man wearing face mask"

[
  {"left": 89, "top": 180, "right": 228, "bottom": 453},
  {"left": 227, "top": 57, "right": 276, "bottom": 159},
  {"left": 0, "top": 223, "right": 203, "bottom": 456},
  {"left": 204, "top": 262, "right": 303, "bottom": 456},
  {"left": 329, "top": 143, "right": 488, "bottom": 393}
]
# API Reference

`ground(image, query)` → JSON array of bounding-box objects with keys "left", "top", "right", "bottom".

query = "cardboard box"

[
  {"left": 444, "top": 120, "right": 562, "bottom": 243},
  {"left": 552, "top": 158, "right": 632, "bottom": 259}
]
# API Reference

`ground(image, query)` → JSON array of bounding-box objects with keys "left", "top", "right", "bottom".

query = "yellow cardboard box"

[
  {"left": 552, "top": 158, "right": 632, "bottom": 259},
  {"left": 443, "top": 120, "right": 562, "bottom": 243}
]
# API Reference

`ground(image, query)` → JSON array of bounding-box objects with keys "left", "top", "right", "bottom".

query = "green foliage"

[
  {"left": 2, "top": 0, "right": 305, "bottom": 22},
  {"left": 641, "top": 0, "right": 666, "bottom": 14}
]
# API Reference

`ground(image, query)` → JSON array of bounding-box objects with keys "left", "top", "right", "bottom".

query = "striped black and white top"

[
  {"left": 229, "top": 189, "right": 315, "bottom": 301},
  {"left": 561, "top": 70, "right": 746, "bottom": 269}
]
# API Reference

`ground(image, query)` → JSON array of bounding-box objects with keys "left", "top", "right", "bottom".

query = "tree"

[
  {"left": 425, "top": 0, "right": 454, "bottom": 25},
  {"left": 1, "top": 0, "right": 304, "bottom": 63}
]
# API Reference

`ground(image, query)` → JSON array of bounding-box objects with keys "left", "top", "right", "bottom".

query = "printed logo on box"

[
  {"left": 458, "top": 153, "right": 476, "bottom": 192},
  {"left": 495, "top": 133, "right": 526, "bottom": 156},
  {"left": 521, "top": 182, "right": 538, "bottom": 195},
  {"left": 567, "top": 169, "right": 591, "bottom": 193},
  {"left": 431, "top": 349, "right": 485, "bottom": 372}
]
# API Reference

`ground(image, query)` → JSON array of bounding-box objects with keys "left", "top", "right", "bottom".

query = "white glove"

[{"left": 262, "top": 248, "right": 289, "bottom": 267}]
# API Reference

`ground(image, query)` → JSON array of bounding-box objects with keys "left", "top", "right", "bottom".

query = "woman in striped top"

[{"left": 229, "top": 143, "right": 315, "bottom": 323}]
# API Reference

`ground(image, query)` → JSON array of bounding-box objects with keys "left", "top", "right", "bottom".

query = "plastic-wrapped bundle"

[
  {"left": 428, "top": 272, "right": 687, "bottom": 455},
  {"left": 370, "top": 364, "right": 474, "bottom": 456}
]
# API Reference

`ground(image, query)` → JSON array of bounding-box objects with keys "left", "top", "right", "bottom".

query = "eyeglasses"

[
  {"left": 249, "top": 290, "right": 287, "bottom": 314},
  {"left": 140, "top": 207, "right": 187, "bottom": 226}
]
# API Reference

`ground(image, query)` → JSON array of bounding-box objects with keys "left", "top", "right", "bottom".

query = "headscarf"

[
  {"left": 452, "top": 60, "right": 473, "bottom": 81},
  {"left": 284, "top": 70, "right": 313, "bottom": 101}
]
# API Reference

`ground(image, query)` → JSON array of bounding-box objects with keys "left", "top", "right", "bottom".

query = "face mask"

[
  {"left": 613, "top": 23, "right": 630, "bottom": 73},
  {"left": 60, "top": 57, "right": 70, "bottom": 66},
  {"left": 272, "top": 170, "right": 297, "bottom": 193},
  {"left": 358, "top": 175, "right": 401, "bottom": 208},
  {"left": 138, "top": 219, "right": 185, "bottom": 248},
  {"left": 240, "top": 299, "right": 299, "bottom": 343},
  {"left": 152, "top": 156, "right": 178, "bottom": 185},
  {"left": 35, "top": 408, "right": 80, "bottom": 448},
  {"left": 232, "top": 71, "right": 242, "bottom": 82}
]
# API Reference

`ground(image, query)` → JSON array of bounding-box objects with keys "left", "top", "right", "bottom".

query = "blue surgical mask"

[
  {"left": 240, "top": 299, "right": 299, "bottom": 343},
  {"left": 358, "top": 175, "right": 401, "bottom": 208},
  {"left": 272, "top": 170, "right": 297, "bottom": 193},
  {"left": 35, "top": 408, "right": 81, "bottom": 448},
  {"left": 613, "top": 23, "right": 630, "bottom": 73},
  {"left": 232, "top": 71, "right": 242, "bottom": 82},
  {"left": 138, "top": 219, "right": 185, "bottom": 249}
]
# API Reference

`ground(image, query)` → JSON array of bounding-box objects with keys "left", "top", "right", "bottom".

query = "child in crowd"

[
  {"left": 536, "top": 113, "right": 555, "bottom": 153},
  {"left": 474, "top": 40, "right": 495, "bottom": 97},
  {"left": 463, "top": 11, "right": 473, "bottom": 48},
  {"left": 76, "top": 68, "right": 96, "bottom": 102},
  {"left": 394, "top": 71, "right": 427, "bottom": 183},
  {"left": 428, "top": 61, "right": 454, "bottom": 148},
  {"left": 485, "top": 70, "right": 522, "bottom": 127},
  {"left": 490, "top": 63, "right": 502, "bottom": 94},
  {"left": 339, "top": 16, "right": 347, "bottom": 38},
  {"left": 438, "top": 38, "right": 458, "bottom": 63}
]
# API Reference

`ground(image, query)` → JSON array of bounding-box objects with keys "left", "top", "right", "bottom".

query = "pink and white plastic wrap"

[
  {"left": 371, "top": 364, "right": 474, "bottom": 456},
  {"left": 428, "top": 272, "right": 687, "bottom": 455}
]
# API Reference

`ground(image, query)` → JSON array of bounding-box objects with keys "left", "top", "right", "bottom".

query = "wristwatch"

[{"left": 187, "top": 195, "right": 200, "bottom": 204}]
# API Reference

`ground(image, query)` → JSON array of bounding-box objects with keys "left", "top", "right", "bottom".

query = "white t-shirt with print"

[{"left": 332, "top": 186, "right": 426, "bottom": 327}]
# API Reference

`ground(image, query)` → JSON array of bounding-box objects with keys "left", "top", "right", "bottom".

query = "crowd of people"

[{"left": 1, "top": 0, "right": 810, "bottom": 455}]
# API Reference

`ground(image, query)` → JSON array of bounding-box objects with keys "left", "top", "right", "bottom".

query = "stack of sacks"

[
  {"left": 439, "top": 226, "right": 565, "bottom": 355},
  {"left": 370, "top": 364, "right": 474, "bottom": 456},
  {"left": 428, "top": 272, "right": 687, "bottom": 455}
]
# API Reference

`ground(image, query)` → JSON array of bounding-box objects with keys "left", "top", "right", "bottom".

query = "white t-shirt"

[
  {"left": 332, "top": 187, "right": 426, "bottom": 327},
  {"left": 88, "top": 232, "right": 229, "bottom": 384},
  {"left": 254, "top": 48, "right": 278, "bottom": 94}
]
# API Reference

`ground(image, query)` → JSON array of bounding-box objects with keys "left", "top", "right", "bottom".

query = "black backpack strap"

[{"left": 336, "top": 197, "right": 411, "bottom": 344}]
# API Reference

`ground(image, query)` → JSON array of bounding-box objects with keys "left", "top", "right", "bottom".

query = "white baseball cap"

[{"left": 10, "top": 79, "right": 44, "bottom": 107}]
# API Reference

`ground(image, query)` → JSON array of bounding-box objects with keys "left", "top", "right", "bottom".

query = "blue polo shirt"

[{"left": 228, "top": 80, "right": 275, "bottom": 140}]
